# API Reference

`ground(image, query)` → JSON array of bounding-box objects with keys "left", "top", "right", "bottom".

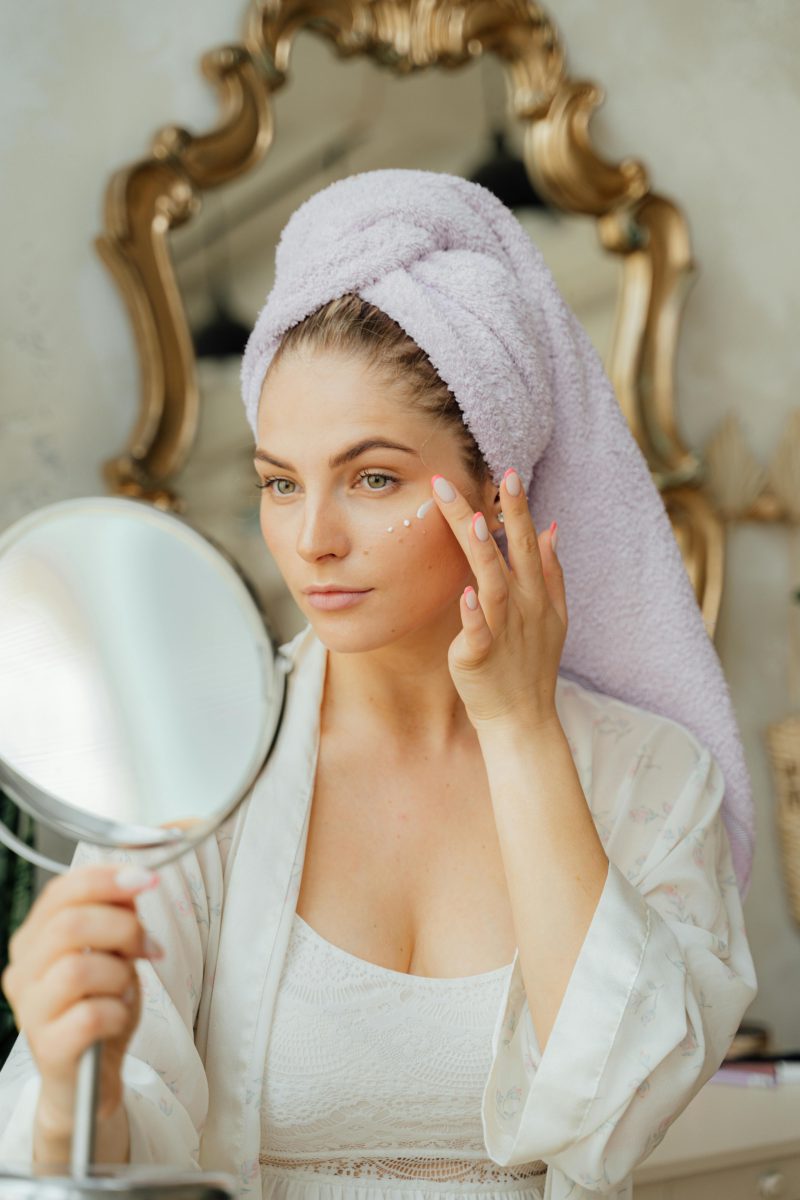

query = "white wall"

[{"left": 1, "top": 2, "right": 797, "bottom": 1050}]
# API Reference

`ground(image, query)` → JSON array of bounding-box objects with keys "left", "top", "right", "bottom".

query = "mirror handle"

[
  {"left": 0, "top": 811, "right": 97, "bottom": 1171},
  {"left": 0, "top": 811, "right": 68, "bottom": 875},
  {"left": 71, "top": 1041, "right": 101, "bottom": 1175}
]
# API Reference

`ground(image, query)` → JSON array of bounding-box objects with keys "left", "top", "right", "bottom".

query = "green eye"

[
  {"left": 358, "top": 470, "right": 398, "bottom": 491},
  {"left": 255, "top": 477, "right": 295, "bottom": 495}
]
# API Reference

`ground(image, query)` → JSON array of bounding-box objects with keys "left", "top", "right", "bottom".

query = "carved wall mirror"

[{"left": 96, "top": 0, "right": 721, "bottom": 648}]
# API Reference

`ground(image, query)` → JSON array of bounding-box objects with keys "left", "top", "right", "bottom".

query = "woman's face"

[{"left": 254, "top": 347, "right": 498, "bottom": 653}]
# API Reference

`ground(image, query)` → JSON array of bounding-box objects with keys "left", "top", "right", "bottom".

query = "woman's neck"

[{"left": 321, "top": 630, "right": 476, "bottom": 754}]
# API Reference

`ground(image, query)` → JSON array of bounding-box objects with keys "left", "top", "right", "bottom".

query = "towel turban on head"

[{"left": 240, "top": 168, "right": 755, "bottom": 899}]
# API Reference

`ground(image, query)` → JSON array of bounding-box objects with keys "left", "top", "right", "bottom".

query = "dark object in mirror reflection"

[
  {"left": 192, "top": 283, "right": 251, "bottom": 359},
  {"left": 467, "top": 126, "right": 553, "bottom": 211},
  {"left": 0, "top": 786, "right": 34, "bottom": 1070}
]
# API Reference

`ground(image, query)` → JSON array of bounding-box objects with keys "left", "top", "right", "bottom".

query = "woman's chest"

[{"left": 295, "top": 737, "right": 518, "bottom": 979}]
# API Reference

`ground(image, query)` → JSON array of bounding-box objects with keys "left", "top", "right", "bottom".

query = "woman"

[{"left": 0, "top": 170, "right": 757, "bottom": 1200}]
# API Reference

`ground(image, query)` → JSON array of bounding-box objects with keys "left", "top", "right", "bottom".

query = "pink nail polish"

[
  {"left": 473, "top": 512, "right": 489, "bottom": 541},
  {"left": 503, "top": 468, "right": 521, "bottom": 497},
  {"left": 432, "top": 475, "right": 456, "bottom": 502}
]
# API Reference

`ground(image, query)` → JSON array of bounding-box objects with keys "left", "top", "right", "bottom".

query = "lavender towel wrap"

[{"left": 240, "top": 168, "right": 755, "bottom": 900}]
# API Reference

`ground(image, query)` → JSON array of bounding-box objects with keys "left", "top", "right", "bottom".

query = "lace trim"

[{"left": 258, "top": 1154, "right": 548, "bottom": 1183}]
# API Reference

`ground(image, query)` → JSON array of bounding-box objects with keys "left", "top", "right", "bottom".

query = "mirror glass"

[
  {"left": 0, "top": 496, "right": 285, "bottom": 862},
  {"left": 167, "top": 38, "right": 621, "bottom": 644}
]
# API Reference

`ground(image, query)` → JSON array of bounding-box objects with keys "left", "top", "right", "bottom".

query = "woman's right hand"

[{"left": 0, "top": 863, "right": 163, "bottom": 1142}]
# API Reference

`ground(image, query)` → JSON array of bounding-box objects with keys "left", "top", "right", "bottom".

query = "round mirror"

[{"left": 0, "top": 495, "right": 288, "bottom": 874}]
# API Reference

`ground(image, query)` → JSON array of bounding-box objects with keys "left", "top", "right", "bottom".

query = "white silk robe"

[{"left": 0, "top": 621, "right": 758, "bottom": 1199}]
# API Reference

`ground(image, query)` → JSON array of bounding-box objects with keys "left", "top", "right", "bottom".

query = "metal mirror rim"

[{"left": 0, "top": 495, "right": 291, "bottom": 872}]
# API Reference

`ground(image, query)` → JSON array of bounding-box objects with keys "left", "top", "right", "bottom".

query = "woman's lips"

[{"left": 305, "top": 590, "right": 373, "bottom": 611}]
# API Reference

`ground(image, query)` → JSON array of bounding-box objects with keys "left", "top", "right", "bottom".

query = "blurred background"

[{"left": 0, "top": 0, "right": 798, "bottom": 1062}]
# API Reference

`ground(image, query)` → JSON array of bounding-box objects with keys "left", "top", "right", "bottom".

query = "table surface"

[{"left": 633, "top": 1080, "right": 800, "bottom": 1183}]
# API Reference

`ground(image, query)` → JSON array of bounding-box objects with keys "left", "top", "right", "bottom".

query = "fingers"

[
  {"left": 430, "top": 469, "right": 564, "bottom": 634},
  {"left": 460, "top": 584, "right": 494, "bottom": 660},
  {"left": 14, "top": 903, "right": 160, "bottom": 984},
  {"left": 22, "top": 949, "right": 138, "bottom": 1030},
  {"left": 431, "top": 475, "right": 507, "bottom": 572},
  {"left": 431, "top": 474, "right": 510, "bottom": 631},
  {"left": 31, "top": 995, "right": 135, "bottom": 1075},
  {"left": 9, "top": 864, "right": 158, "bottom": 961},
  {"left": 32, "top": 863, "right": 160, "bottom": 930},
  {"left": 2, "top": 864, "right": 162, "bottom": 1051},
  {"left": 468, "top": 511, "right": 510, "bottom": 633},
  {"left": 499, "top": 469, "right": 548, "bottom": 599}
]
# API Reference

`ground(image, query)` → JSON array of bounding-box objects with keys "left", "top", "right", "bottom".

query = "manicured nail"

[
  {"left": 432, "top": 475, "right": 456, "bottom": 502},
  {"left": 115, "top": 866, "right": 159, "bottom": 892},
  {"left": 550, "top": 521, "right": 559, "bottom": 554},
  {"left": 143, "top": 933, "right": 165, "bottom": 959},
  {"left": 473, "top": 512, "right": 489, "bottom": 541},
  {"left": 503, "top": 468, "right": 521, "bottom": 497},
  {"left": 464, "top": 586, "right": 478, "bottom": 610}
]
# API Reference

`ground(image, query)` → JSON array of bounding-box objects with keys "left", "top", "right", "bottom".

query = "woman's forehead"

[{"left": 258, "top": 356, "right": 453, "bottom": 451}]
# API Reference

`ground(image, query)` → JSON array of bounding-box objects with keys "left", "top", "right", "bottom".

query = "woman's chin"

[
  {"left": 304, "top": 607, "right": 409, "bottom": 654},
  {"left": 309, "top": 624, "right": 390, "bottom": 655}
]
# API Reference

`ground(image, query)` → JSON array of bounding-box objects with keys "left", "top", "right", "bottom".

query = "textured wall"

[{"left": 1, "top": 1, "right": 797, "bottom": 1049}]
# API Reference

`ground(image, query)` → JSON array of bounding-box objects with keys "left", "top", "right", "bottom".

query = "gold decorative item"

[
  {"left": 94, "top": 0, "right": 731, "bottom": 639},
  {"left": 766, "top": 715, "right": 800, "bottom": 931},
  {"left": 705, "top": 407, "right": 800, "bottom": 525},
  {"left": 704, "top": 412, "right": 769, "bottom": 522}
]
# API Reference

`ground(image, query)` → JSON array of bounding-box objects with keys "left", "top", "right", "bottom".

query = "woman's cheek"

[
  {"left": 259, "top": 505, "right": 284, "bottom": 558},
  {"left": 402, "top": 517, "right": 469, "bottom": 590}
]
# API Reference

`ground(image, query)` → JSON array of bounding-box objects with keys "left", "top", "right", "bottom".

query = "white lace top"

[{"left": 259, "top": 911, "right": 548, "bottom": 1198}]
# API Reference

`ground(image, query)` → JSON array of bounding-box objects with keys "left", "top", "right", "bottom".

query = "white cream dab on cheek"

[{"left": 387, "top": 499, "right": 434, "bottom": 534}]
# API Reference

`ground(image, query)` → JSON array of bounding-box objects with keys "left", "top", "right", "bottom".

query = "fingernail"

[
  {"left": 122, "top": 984, "right": 137, "bottom": 1006},
  {"left": 115, "top": 866, "right": 159, "bottom": 892},
  {"left": 473, "top": 512, "right": 489, "bottom": 541},
  {"left": 432, "top": 475, "right": 456, "bottom": 502},
  {"left": 503, "top": 468, "right": 521, "bottom": 497},
  {"left": 550, "top": 522, "right": 559, "bottom": 554},
  {"left": 143, "top": 933, "right": 165, "bottom": 959},
  {"left": 464, "top": 586, "right": 478, "bottom": 610}
]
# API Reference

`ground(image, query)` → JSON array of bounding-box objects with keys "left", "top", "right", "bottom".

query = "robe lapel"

[{"left": 200, "top": 624, "right": 327, "bottom": 1196}]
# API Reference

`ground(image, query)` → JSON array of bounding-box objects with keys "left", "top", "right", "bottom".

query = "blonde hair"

[{"left": 266, "top": 293, "right": 491, "bottom": 488}]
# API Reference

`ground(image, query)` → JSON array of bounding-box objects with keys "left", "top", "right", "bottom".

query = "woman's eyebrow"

[{"left": 253, "top": 438, "right": 418, "bottom": 470}]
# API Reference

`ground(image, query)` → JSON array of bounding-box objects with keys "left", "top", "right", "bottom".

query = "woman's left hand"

[{"left": 431, "top": 469, "right": 568, "bottom": 733}]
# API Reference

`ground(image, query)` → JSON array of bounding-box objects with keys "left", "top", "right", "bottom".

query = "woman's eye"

[
  {"left": 255, "top": 477, "right": 295, "bottom": 495},
  {"left": 357, "top": 470, "right": 398, "bottom": 492}
]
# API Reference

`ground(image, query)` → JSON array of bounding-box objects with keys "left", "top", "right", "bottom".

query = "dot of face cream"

[{"left": 255, "top": 347, "right": 497, "bottom": 654}]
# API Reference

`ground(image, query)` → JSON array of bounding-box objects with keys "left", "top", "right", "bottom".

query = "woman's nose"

[{"left": 295, "top": 500, "right": 349, "bottom": 561}]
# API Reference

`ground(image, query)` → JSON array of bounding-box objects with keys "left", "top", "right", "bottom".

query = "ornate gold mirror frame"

[{"left": 95, "top": 0, "right": 725, "bottom": 637}]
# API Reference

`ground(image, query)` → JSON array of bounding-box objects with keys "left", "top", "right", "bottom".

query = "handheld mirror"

[{"left": 0, "top": 495, "right": 291, "bottom": 1198}]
